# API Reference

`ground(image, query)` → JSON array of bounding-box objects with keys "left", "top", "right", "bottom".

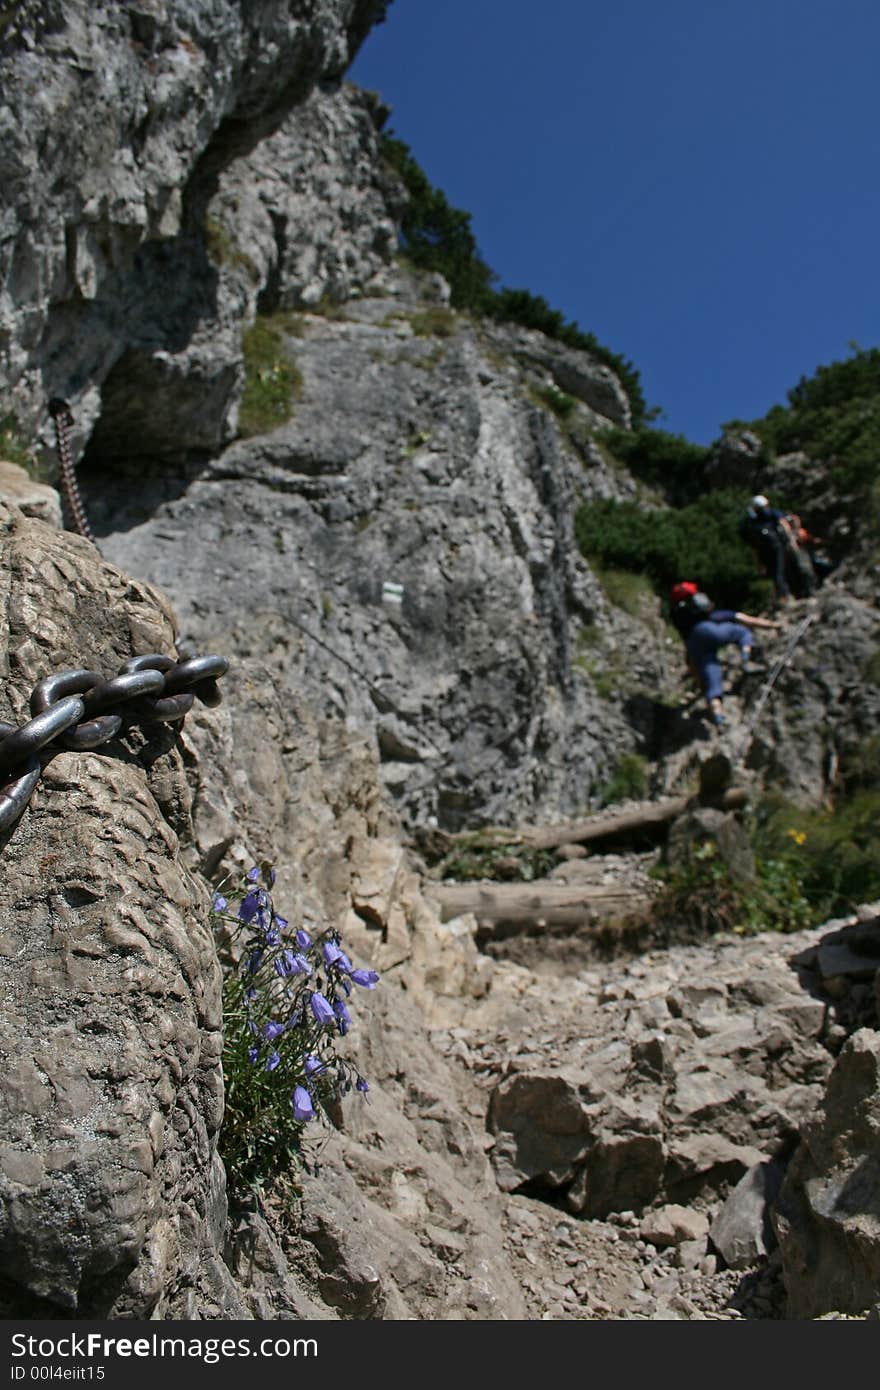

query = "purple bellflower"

[
  {"left": 350, "top": 968, "right": 380, "bottom": 989},
  {"left": 292, "top": 1086, "right": 315, "bottom": 1121},
  {"left": 238, "top": 890, "right": 262, "bottom": 924},
  {"left": 310, "top": 992, "right": 335, "bottom": 1025}
]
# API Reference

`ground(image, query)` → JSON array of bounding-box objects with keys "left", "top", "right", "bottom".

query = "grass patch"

[
  {"left": 411, "top": 345, "right": 448, "bottom": 370},
  {"left": 599, "top": 753, "right": 649, "bottom": 807},
  {"left": 577, "top": 622, "right": 601, "bottom": 647},
  {"left": 534, "top": 383, "right": 578, "bottom": 420},
  {"left": 410, "top": 306, "right": 458, "bottom": 338},
  {"left": 572, "top": 648, "right": 614, "bottom": 697},
  {"left": 402, "top": 428, "right": 431, "bottom": 456},
  {"left": 205, "top": 216, "right": 259, "bottom": 282},
  {"left": 0, "top": 414, "right": 40, "bottom": 476},
  {"left": 594, "top": 564, "right": 655, "bottom": 617},
  {"left": 239, "top": 315, "right": 303, "bottom": 438}
]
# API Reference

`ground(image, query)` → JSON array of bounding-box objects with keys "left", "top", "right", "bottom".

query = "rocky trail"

[{"left": 426, "top": 904, "right": 880, "bottom": 1320}]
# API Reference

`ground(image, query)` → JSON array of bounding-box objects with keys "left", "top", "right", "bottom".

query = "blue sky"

[{"left": 349, "top": 1, "right": 880, "bottom": 443}]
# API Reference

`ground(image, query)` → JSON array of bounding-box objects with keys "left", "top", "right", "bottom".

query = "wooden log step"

[{"left": 427, "top": 878, "right": 653, "bottom": 931}]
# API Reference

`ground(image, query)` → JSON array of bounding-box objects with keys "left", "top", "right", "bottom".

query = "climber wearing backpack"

[
  {"left": 738, "top": 495, "right": 812, "bottom": 602},
  {"left": 670, "top": 588, "right": 781, "bottom": 730}
]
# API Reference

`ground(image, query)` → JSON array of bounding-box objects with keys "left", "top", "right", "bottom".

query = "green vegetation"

[
  {"left": 733, "top": 344, "right": 880, "bottom": 497},
  {"left": 594, "top": 564, "right": 656, "bottom": 617},
  {"left": 599, "top": 753, "right": 649, "bottom": 807},
  {"left": 213, "top": 867, "right": 378, "bottom": 1205},
  {"left": 204, "top": 216, "right": 259, "bottom": 282},
  {"left": 863, "top": 647, "right": 880, "bottom": 687},
  {"left": 239, "top": 314, "right": 303, "bottom": 438},
  {"left": 0, "top": 414, "right": 38, "bottom": 475},
  {"left": 410, "top": 306, "right": 458, "bottom": 338},
  {"left": 595, "top": 425, "right": 714, "bottom": 507},
  {"left": 431, "top": 834, "right": 556, "bottom": 883},
  {"left": 574, "top": 654, "right": 615, "bottom": 698},
  {"left": 380, "top": 134, "right": 646, "bottom": 424},
  {"left": 534, "top": 383, "right": 578, "bottom": 420},
  {"left": 575, "top": 489, "right": 772, "bottom": 611},
  {"left": 653, "top": 751, "right": 880, "bottom": 938},
  {"left": 755, "top": 786, "right": 880, "bottom": 918},
  {"left": 651, "top": 839, "right": 814, "bottom": 938}
]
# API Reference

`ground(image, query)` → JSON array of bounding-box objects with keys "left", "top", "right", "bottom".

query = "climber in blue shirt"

[{"left": 671, "top": 589, "right": 781, "bottom": 730}]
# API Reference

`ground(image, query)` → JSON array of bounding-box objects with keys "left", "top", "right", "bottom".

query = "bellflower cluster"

[{"left": 212, "top": 862, "right": 379, "bottom": 1201}]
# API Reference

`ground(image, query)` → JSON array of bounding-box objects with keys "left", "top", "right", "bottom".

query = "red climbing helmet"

[{"left": 670, "top": 581, "right": 699, "bottom": 605}]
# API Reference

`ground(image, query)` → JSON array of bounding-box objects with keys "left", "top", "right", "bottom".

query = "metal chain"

[
  {"left": 48, "top": 397, "right": 97, "bottom": 546},
  {"left": 0, "top": 652, "right": 229, "bottom": 833}
]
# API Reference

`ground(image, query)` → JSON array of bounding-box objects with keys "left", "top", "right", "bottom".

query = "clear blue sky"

[{"left": 349, "top": 0, "right": 880, "bottom": 443}]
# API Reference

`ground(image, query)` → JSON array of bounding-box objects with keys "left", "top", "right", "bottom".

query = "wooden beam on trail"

[
  {"left": 514, "top": 786, "right": 748, "bottom": 852},
  {"left": 427, "top": 879, "right": 653, "bottom": 930}
]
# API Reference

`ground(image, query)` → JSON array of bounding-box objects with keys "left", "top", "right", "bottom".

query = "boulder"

[
  {"left": 709, "top": 1159, "right": 785, "bottom": 1269},
  {"left": 774, "top": 1029, "right": 880, "bottom": 1318},
  {"left": 640, "top": 1204, "right": 710, "bottom": 1249}
]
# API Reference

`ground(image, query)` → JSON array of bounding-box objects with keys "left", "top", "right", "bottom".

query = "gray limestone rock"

[
  {"left": 709, "top": 1159, "right": 785, "bottom": 1270},
  {"left": 0, "top": 0, "right": 389, "bottom": 458},
  {"left": 93, "top": 298, "right": 654, "bottom": 833},
  {"left": 774, "top": 1029, "right": 880, "bottom": 1318},
  {"left": 0, "top": 505, "right": 229, "bottom": 1316},
  {"left": 0, "top": 460, "right": 62, "bottom": 529}
]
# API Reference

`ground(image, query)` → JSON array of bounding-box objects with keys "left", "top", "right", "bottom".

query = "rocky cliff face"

[
  {"left": 1, "top": 0, "right": 879, "bottom": 1322},
  {"left": 89, "top": 261, "right": 665, "bottom": 833},
  {"left": 1, "top": 0, "right": 389, "bottom": 456}
]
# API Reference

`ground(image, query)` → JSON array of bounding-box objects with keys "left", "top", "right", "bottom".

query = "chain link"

[
  {"left": 49, "top": 397, "right": 97, "bottom": 546},
  {"left": 0, "top": 652, "right": 229, "bottom": 833}
]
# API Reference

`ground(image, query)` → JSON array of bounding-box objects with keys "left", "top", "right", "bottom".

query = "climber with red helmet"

[{"left": 670, "top": 587, "right": 781, "bottom": 730}]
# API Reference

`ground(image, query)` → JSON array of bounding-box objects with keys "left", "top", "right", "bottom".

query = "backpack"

[
  {"left": 671, "top": 595, "right": 702, "bottom": 637},
  {"left": 739, "top": 507, "right": 781, "bottom": 547}
]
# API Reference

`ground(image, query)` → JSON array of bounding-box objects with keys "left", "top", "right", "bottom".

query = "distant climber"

[
  {"left": 789, "top": 513, "right": 834, "bottom": 588},
  {"left": 670, "top": 588, "right": 781, "bottom": 730},
  {"left": 737, "top": 494, "right": 816, "bottom": 602}
]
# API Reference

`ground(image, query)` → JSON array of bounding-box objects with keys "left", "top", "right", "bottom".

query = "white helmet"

[{"left": 751, "top": 494, "right": 769, "bottom": 509}]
